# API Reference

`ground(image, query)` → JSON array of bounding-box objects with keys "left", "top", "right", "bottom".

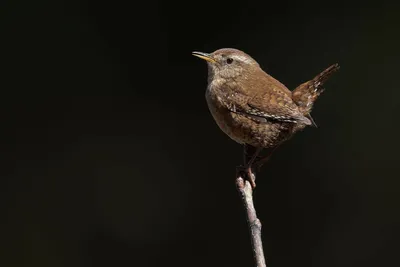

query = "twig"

[{"left": 236, "top": 172, "right": 267, "bottom": 267}]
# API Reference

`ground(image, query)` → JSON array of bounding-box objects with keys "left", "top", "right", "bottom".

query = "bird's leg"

[
  {"left": 239, "top": 145, "right": 263, "bottom": 189},
  {"left": 253, "top": 145, "right": 280, "bottom": 172}
]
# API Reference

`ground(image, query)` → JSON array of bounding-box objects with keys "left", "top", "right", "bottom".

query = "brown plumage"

[
  {"left": 193, "top": 48, "right": 339, "bottom": 187},
  {"left": 292, "top": 63, "right": 340, "bottom": 126}
]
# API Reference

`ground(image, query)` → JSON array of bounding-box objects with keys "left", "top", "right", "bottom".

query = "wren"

[{"left": 193, "top": 48, "right": 339, "bottom": 188}]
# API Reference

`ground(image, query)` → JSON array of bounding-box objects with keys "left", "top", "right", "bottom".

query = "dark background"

[{"left": 2, "top": 0, "right": 400, "bottom": 266}]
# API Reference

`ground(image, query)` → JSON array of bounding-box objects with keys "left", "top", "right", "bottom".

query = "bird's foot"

[{"left": 236, "top": 165, "right": 256, "bottom": 189}]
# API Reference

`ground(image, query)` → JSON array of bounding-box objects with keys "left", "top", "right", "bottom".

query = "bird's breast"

[{"left": 205, "top": 85, "right": 243, "bottom": 143}]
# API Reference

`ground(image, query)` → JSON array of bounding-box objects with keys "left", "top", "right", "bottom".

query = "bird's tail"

[{"left": 292, "top": 63, "right": 340, "bottom": 127}]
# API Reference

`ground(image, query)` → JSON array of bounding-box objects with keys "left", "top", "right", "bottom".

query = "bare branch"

[{"left": 236, "top": 173, "right": 267, "bottom": 267}]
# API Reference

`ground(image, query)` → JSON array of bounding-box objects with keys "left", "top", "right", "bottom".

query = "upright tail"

[{"left": 292, "top": 63, "right": 340, "bottom": 127}]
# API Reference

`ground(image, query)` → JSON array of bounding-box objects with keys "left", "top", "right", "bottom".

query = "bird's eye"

[{"left": 226, "top": 58, "right": 233, "bottom": 64}]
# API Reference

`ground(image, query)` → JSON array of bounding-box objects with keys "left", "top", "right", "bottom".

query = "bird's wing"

[
  {"left": 245, "top": 87, "right": 312, "bottom": 125},
  {"left": 220, "top": 75, "right": 312, "bottom": 125}
]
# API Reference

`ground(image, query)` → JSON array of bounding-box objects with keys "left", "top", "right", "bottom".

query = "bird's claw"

[{"left": 236, "top": 165, "right": 256, "bottom": 189}]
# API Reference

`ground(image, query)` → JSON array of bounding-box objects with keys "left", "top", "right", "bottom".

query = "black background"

[{"left": 2, "top": 1, "right": 400, "bottom": 266}]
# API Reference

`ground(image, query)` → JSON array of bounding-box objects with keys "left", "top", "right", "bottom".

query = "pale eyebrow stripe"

[{"left": 232, "top": 54, "right": 252, "bottom": 64}]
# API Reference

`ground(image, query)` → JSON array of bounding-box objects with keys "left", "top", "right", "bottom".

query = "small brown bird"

[{"left": 193, "top": 48, "right": 339, "bottom": 188}]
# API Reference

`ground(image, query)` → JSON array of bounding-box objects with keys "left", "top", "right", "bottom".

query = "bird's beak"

[{"left": 192, "top": 51, "right": 216, "bottom": 63}]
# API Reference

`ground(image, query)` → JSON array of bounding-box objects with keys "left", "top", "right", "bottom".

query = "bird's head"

[{"left": 192, "top": 48, "right": 260, "bottom": 81}]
